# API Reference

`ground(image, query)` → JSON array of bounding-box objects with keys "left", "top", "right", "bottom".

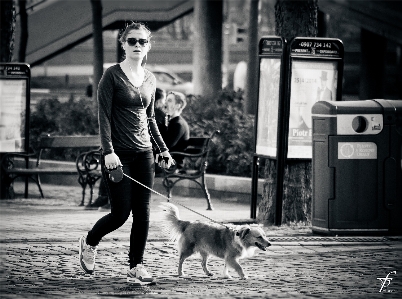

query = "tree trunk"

[
  {"left": 90, "top": 0, "right": 104, "bottom": 197},
  {"left": 275, "top": 0, "right": 317, "bottom": 41},
  {"left": 90, "top": 0, "right": 103, "bottom": 100},
  {"left": 18, "top": 0, "right": 28, "bottom": 62},
  {"left": 193, "top": 0, "right": 223, "bottom": 99},
  {"left": 258, "top": 0, "right": 317, "bottom": 225},
  {"left": 281, "top": 160, "right": 312, "bottom": 223},
  {"left": 0, "top": 0, "right": 16, "bottom": 62},
  {"left": 245, "top": 0, "right": 259, "bottom": 114},
  {"left": 0, "top": 0, "right": 16, "bottom": 199}
]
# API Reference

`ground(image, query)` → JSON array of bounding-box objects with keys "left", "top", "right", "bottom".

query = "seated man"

[{"left": 163, "top": 91, "right": 190, "bottom": 169}]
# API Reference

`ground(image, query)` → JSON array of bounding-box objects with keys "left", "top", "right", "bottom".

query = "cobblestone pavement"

[{"left": 0, "top": 183, "right": 401, "bottom": 298}]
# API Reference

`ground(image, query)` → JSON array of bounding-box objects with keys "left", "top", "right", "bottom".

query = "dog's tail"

[{"left": 159, "top": 202, "right": 190, "bottom": 242}]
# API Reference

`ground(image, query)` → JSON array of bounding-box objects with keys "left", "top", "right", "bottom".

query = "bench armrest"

[
  {"left": 169, "top": 150, "right": 208, "bottom": 159},
  {"left": 1, "top": 150, "right": 38, "bottom": 171},
  {"left": 76, "top": 149, "right": 102, "bottom": 174}
]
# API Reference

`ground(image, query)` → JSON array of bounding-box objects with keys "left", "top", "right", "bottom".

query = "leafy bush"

[
  {"left": 29, "top": 97, "right": 98, "bottom": 160},
  {"left": 29, "top": 90, "right": 256, "bottom": 177},
  {"left": 183, "top": 90, "right": 255, "bottom": 177}
]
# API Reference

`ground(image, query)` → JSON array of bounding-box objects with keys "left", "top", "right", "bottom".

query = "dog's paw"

[
  {"left": 206, "top": 272, "right": 214, "bottom": 277},
  {"left": 240, "top": 275, "right": 249, "bottom": 280},
  {"left": 223, "top": 274, "right": 233, "bottom": 279}
]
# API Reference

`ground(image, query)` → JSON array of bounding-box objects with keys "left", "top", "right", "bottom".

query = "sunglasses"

[{"left": 126, "top": 38, "right": 149, "bottom": 46}]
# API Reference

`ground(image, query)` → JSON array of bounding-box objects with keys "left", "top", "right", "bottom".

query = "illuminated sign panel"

[
  {"left": 0, "top": 63, "right": 30, "bottom": 153},
  {"left": 255, "top": 36, "right": 285, "bottom": 158},
  {"left": 287, "top": 38, "right": 343, "bottom": 159},
  {"left": 287, "top": 60, "right": 338, "bottom": 158}
]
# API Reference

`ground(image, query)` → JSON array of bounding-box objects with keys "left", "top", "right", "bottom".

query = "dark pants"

[{"left": 86, "top": 149, "right": 154, "bottom": 268}]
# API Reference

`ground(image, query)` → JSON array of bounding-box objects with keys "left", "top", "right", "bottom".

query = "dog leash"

[
  {"left": 125, "top": 173, "right": 232, "bottom": 230},
  {"left": 106, "top": 166, "right": 231, "bottom": 230}
]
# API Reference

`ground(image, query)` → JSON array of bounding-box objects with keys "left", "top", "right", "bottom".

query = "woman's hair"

[
  {"left": 155, "top": 88, "right": 166, "bottom": 102},
  {"left": 119, "top": 21, "right": 152, "bottom": 44}
]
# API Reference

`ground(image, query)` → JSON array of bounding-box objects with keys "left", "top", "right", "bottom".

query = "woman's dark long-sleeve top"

[{"left": 98, "top": 64, "right": 168, "bottom": 155}]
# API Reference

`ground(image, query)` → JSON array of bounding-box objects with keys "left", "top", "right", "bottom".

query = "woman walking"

[{"left": 78, "top": 22, "right": 174, "bottom": 285}]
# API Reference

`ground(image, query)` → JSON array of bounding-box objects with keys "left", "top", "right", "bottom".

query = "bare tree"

[
  {"left": 258, "top": 0, "right": 317, "bottom": 225},
  {"left": 0, "top": 0, "right": 16, "bottom": 62}
]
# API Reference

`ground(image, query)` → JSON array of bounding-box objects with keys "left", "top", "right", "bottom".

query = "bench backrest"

[
  {"left": 181, "top": 130, "right": 219, "bottom": 173},
  {"left": 185, "top": 137, "right": 209, "bottom": 154},
  {"left": 39, "top": 136, "right": 101, "bottom": 149},
  {"left": 36, "top": 136, "right": 101, "bottom": 166},
  {"left": 185, "top": 130, "right": 219, "bottom": 154}
]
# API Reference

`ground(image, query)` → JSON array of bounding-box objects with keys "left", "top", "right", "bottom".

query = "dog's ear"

[{"left": 236, "top": 227, "right": 250, "bottom": 239}]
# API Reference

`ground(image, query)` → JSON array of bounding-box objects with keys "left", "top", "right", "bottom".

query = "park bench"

[
  {"left": 162, "top": 130, "right": 220, "bottom": 210},
  {"left": 1, "top": 135, "right": 101, "bottom": 206}
]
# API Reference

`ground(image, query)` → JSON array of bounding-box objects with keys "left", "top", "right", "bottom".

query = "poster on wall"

[
  {"left": 287, "top": 60, "right": 338, "bottom": 159},
  {"left": 256, "top": 58, "right": 282, "bottom": 157},
  {"left": 0, "top": 63, "right": 30, "bottom": 153}
]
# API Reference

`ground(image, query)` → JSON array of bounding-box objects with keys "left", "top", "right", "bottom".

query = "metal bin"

[{"left": 311, "top": 99, "right": 402, "bottom": 234}]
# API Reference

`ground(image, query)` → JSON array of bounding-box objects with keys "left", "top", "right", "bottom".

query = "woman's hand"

[
  {"left": 156, "top": 151, "right": 175, "bottom": 169},
  {"left": 104, "top": 152, "right": 122, "bottom": 170}
]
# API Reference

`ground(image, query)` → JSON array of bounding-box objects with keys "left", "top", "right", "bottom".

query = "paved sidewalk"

[{"left": 0, "top": 182, "right": 401, "bottom": 298}]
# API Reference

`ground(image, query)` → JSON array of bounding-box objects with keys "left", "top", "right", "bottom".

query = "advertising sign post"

[
  {"left": 251, "top": 36, "right": 286, "bottom": 219},
  {"left": 267, "top": 37, "right": 343, "bottom": 225},
  {"left": 266, "top": 38, "right": 344, "bottom": 224},
  {"left": 252, "top": 37, "right": 343, "bottom": 224},
  {"left": 0, "top": 63, "right": 31, "bottom": 198},
  {"left": 286, "top": 38, "right": 344, "bottom": 159}
]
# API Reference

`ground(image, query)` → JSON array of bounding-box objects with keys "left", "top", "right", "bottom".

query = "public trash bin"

[{"left": 311, "top": 99, "right": 402, "bottom": 235}]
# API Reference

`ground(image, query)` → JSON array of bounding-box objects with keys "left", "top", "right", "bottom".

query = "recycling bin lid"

[
  {"left": 312, "top": 100, "right": 382, "bottom": 116},
  {"left": 373, "top": 99, "right": 402, "bottom": 125},
  {"left": 379, "top": 99, "right": 402, "bottom": 110}
]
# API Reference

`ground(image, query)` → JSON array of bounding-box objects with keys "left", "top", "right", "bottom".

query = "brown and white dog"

[{"left": 159, "top": 202, "right": 271, "bottom": 279}]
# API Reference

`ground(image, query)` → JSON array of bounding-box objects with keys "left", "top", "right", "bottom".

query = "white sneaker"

[
  {"left": 79, "top": 235, "right": 97, "bottom": 274},
  {"left": 127, "top": 264, "right": 155, "bottom": 285}
]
